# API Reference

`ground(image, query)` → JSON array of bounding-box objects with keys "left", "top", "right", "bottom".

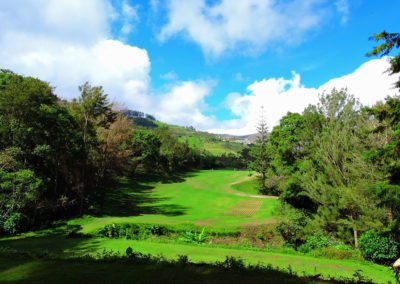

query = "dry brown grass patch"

[{"left": 224, "top": 200, "right": 262, "bottom": 216}]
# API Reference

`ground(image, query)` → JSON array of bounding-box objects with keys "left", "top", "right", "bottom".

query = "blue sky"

[{"left": 1, "top": 0, "right": 399, "bottom": 134}]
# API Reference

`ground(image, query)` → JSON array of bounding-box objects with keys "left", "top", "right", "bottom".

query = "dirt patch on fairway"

[
  {"left": 241, "top": 220, "right": 279, "bottom": 227},
  {"left": 224, "top": 200, "right": 263, "bottom": 216}
]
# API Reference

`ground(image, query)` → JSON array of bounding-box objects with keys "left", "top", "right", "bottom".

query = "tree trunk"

[
  {"left": 80, "top": 115, "right": 89, "bottom": 215},
  {"left": 353, "top": 226, "right": 358, "bottom": 248}
]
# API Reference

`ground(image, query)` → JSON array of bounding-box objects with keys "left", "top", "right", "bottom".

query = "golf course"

[{"left": 0, "top": 170, "right": 395, "bottom": 283}]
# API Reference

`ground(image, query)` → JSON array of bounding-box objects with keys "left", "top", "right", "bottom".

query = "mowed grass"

[
  {"left": 0, "top": 236, "right": 394, "bottom": 283},
  {"left": 231, "top": 177, "right": 260, "bottom": 195},
  {"left": 70, "top": 170, "right": 279, "bottom": 234},
  {"left": 0, "top": 170, "right": 395, "bottom": 283},
  {"left": 0, "top": 257, "right": 327, "bottom": 284}
]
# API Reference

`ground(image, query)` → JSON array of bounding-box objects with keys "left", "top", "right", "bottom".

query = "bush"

[
  {"left": 3, "top": 213, "right": 27, "bottom": 235},
  {"left": 179, "top": 228, "right": 208, "bottom": 244},
  {"left": 298, "top": 234, "right": 330, "bottom": 253},
  {"left": 176, "top": 255, "right": 189, "bottom": 266},
  {"left": 276, "top": 204, "right": 308, "bottom": 247},
  {"left": 217, "top": 256, "right": 245, "bottom": 269},
  {"left": 358, "top": 230, "right": 399, "bottom": 264},
  {"left": 97, "top": 223, "right": 170, "bottom": 240}
]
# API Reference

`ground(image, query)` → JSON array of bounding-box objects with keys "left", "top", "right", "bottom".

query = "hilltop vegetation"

[{"left": 125, "top": 111, "right": 250, "bottom": 156}]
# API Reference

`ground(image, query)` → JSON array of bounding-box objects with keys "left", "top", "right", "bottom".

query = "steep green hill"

[{"left": 126, "top": 112, "right": 252, "bottom": 156}]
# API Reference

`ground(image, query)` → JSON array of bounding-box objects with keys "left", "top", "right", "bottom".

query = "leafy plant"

[
  {"left": 358, "top": 230, "right": 398, "bottom": 264},
  {"left": 298, "top": 234, "right": 330, "bottom": 253},
  {"left": 97, "top": 223, "right": 170, "bottom": 240},
  {"left": 179, "top": 228, "right": 208, "bottom": 244},
  {"left": 217, "top": 256, "right": 245, "bottom": 269},
  {"left": 3, "top": 213, "right": 27, "bottom": 235}
]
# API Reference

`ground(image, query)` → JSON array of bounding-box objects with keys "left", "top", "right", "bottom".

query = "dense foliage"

[
  {"left": 0, "top": 70, "right": 223, "bottom": 235},
  {"left": 264, "top": 89, "right": 400, "bottom": 256},
  {"left": 358, "top": 230, "right": 398, "bottom": 264}
]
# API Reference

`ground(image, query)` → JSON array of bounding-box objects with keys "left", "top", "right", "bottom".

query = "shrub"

[
  {"left": 217, "top": 256, "right": 245, "bottom": 269},
  {"left": 358, "top": 230, "right": 399, "bottom": 264},
  {"left": 298, "top": 234, "right": 330, "bottom": 253},
  {"left": 149, "top": 225, "right": 166, "bottom": 236},
  {"left": 179, "top": 228, "right": 208, "bottom": 244},
  {"left": 3, "top": 213, "right": 27, "bottom": 235},
  {"left": 176, "top": 255, "right": 189, "bottom": 266},
  {"left": 97, "top": 223, "right": 170, "bottom": 240},
  {"left": 276, "top": 204, "right": 307, "bottom": 247},
  {"left": 125, "top": 246, "right": 134, "bottom": 258}
]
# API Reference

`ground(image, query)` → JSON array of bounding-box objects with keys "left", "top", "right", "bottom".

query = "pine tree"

[{"left": 250, "top": 107, "right": 269, "bottom": 194}]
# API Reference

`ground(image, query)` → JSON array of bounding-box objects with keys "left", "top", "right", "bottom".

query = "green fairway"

[
  {"left": 69, "top": 170, "right": 279, "bottom": 234},
  {"left": 0, "top": 257, "right": 329, "bottom": 284},
  {"left": 0, "top": 170, "right": 396, "bottom": 283},
  {"left": 231, "top": 176, "right": 260, "bottom": 195}
]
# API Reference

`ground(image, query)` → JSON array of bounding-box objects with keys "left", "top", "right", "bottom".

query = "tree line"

[
  {"left": 0, "top": 70, "right": 235, "bottom": 235},
  {"left": 249, "top": 32, "right": 400, "bottom": 254}
]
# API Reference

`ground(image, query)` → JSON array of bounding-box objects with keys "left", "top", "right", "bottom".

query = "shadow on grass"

[
  {"left": 0, "top": 231, "right": 102, "bottom": 257},
  {"left": 0, "top": 255, "right": 339, "bottom": 284},
  {"left": 97, "top": 172, "right": 199, "bottom": 218}
]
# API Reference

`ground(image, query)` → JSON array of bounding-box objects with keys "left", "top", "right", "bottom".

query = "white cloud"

[
  {"left": 209, "top": 58, "right": 398, "bottom": 135},
  {"left": 335, "top": 0, "right": 350, "bottom": 24},
  {"left": 0, "top": 0, "right": 149, "bottom": 102},
  {"left": 119, "top": 0, "right": 139, "bottom": 37},
  {"left": 160, "top": 71, "right": 178, "bottom": 81},
  {"left": 156, "top": 81, "right": 216, "bottom": 128},
  {"left": 318, "top": 58, "right": 396, "bottom": 106},
  {"left": 0, "top": 0, "right": 216, "bottom": 131},
  {"left": 1, "top": 1, "right": 396, "bottom": 137},
  {"left": 159, "top": 0, "right": 329, "bottom": 57}
]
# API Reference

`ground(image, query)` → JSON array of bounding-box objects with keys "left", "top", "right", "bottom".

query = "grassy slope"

[
  {"left": 0, "top": 170, "right": 395, "bottom": 283},
  {"left": 157, "top": 121, "right": 246, "bottom": 156},
  {"left": 231, "top": 177, "right": 259, "bottom": 195},
  {"left": 70, "top": 170, "right": 278, "bottom": 234},
  {"left": 0, "top": 236, "right": 394, "bottom": 283},
  {"left": 0, "top": 257, "right": 327, "bottom": 284}
]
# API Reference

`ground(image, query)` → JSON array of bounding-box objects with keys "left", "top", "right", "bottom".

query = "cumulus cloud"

[
  {"left": 159, "top": 0, "right": 331, "bottom": 57},
  {"left": 209, "top": 58, "right": 398, "bottom": 135},
  {"left": 156, "top": 81, "right": 216, "bottom": 128},
  {"left": 1, "top": 1, "right": 396, "bottom": 136},
  {"left": 0, "top": 0, "right": 216, "bottom": 130},
  {"left": 0, "top": 0, "right": 149, "bottom": 101}
]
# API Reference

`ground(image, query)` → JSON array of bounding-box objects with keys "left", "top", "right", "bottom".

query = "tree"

[
  {"left": 68, "top": 82, "right": 115, "bottom": 213},
  {"left": 367, "top": 31, "right": 400, "bottom": 89},
  {"left": 300, "top": 89, "right": 386, "bottom": 247},
  {"left": 267, "top": 112, "right": 320, "bottom": 210},
  {"left": 0, "top": 71, "right": 84, "bottom": 230},
  {"left": 250, "top": 108, "right": 270, "bottom": 194},
  {"left": 131, "top": 130, "right": 161, "bottom": 173},
  {"left": 366, "top": 96, "right": 400, "bottom": 241},
  {"left": 0, "top": 169, "right": 42, "bottom": 233},
  {"left": 97, "top": 113, "right": 133, "bottom": 206}
]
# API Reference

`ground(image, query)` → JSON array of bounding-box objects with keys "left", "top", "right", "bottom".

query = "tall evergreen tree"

[{"left": 250, "top": 107, "right": 270, "bottom": 194}]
